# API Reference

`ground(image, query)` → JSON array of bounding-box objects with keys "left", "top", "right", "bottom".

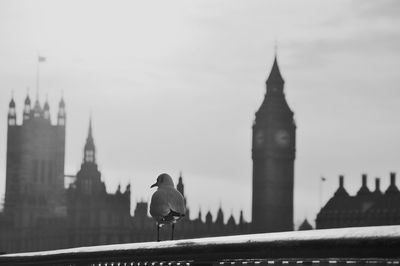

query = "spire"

[
  {"left": 177, "top": 171, "right": 184, "bottom": 196},
  {"left": 227, "top": 213, "right": 236, "bottom": 226},
  {"left": 88, "top": 116, "right": 93, "bottom": 139},
  {"left": 216, "top": 206, "right": 224, "bottom": 225},
  {"left": 125, "top": 183, "right": 131, "bottom": 195},
  {"left": 205, "top": 210, "right": 212, "bottom": 224},
  {"left": 83, "top": 117, "right": 96, "bottom": 163},
  {"left": 9, "top": 97, "right": 15, "bottom": 108},
  {"left": 239, "top": 210, "right": 244, "bottom": 225},
  {"left": 266, "top": 55, "right": 284, "bottom": 89},
  {"left": 298, "top": 219, "right": 313, "bottom": 231}
]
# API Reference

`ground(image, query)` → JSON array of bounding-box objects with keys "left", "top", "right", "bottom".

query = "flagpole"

[
  {"left": 36, "top": 54, "right": 40, "bottom": 100},
  {"left": 319, "top": 176, "right": 323, "bottom": 209}
]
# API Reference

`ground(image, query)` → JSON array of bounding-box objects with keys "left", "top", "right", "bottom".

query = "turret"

[
  {"left": 57, "top": 97, "right": 66, "bottom": 126},
  {"left": 8, "top": 97, "right": 16, "bottom": 126},
  {"left": 83, "top": 118, "right": 96, "bottom": 163},
  {"left": 23, "top": 94, "right": 31, "bottom": 121}
]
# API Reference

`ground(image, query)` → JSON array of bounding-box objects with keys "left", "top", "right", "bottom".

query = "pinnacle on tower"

[
  {"left": 177, "top": 172, "right": 184, "bottom": 196},
  {"left": 33, "top": 98, "right": 42, "bottom": 118},
  {"left": 43, "top": 95, "right": 50, "bottom": 120},
  {"left": 83, "top": 117, "right": 96, "bottom": 163},
  {"left": 8, "top": 96, "right": 16, "bottom": 126},
  {"left": 23, "top": 93, "right": 32, "bottom": 121},
  {"left": 9, "top": 99, "right": 15, "bottom": 109},
  {"left": 57, "top": 96, "right": 66, "bottom": 126},
  {"left": 266, "top": 55, "right": 284, "bottom": 87},
  {"left": 59, "top": 97, "right": 65, "bottom": 108}
]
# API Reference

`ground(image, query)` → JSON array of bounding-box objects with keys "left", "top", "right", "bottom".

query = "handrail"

[{"left": 1, "top": 225, "right": 400, "bottom": 266}]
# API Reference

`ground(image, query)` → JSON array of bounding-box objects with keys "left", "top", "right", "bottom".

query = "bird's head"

[{"left": 151, "top": 173, "right": 175, "bottom": 188}]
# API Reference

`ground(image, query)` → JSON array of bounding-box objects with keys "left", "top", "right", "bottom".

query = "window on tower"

[{"left": 8, "top": 119, "right": 16, "bottom": 126}]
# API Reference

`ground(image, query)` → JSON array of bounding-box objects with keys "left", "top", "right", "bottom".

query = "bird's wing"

[
  {"left": 165, "top": 188, "right": 186, "bottom": 215},
  {"left": 150, "top": 190, "right": 171, "bottom": 219}
]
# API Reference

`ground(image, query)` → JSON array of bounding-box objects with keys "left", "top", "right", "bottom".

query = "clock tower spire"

[{"left": 251, "top": 55, "right": 296, "bottom": 233}]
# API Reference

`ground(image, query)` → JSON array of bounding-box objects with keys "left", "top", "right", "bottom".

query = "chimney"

[
  {"left": 362, "top": 174, "right": 367, "bottom": 187},
  {"left": 385, "top": 172, "right": 399, "bottom": 195},
  {"left": 357, "top": 173, "right": 370, "bottom": 196},
  {"left": 375, "top": 178, "right": 381, "bottom": 191},
  {"left": 335, "top": 175, "right": 349, "bottom": 197},
  {"left": 390, "top": 172, "right": 396, "bottom": 186}
]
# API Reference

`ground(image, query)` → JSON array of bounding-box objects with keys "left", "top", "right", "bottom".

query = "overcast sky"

[{"left": 0, "top": 0, "right": 399, "bottom": 228}]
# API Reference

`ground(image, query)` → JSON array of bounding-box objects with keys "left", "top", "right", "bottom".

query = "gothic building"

[
  {"left": 316, "top": 173, "right": 400, "bottom": 229},
  {"left": 4, "top": 95, "right": 66, "bottom": 227},
  {"left": 0, "top": 95, "right": 250, "bottom": 253},
  {"left": 252, "top": 56, "right": 296, "bottom": 233},
  {"left": 65, "top": 120, "right": 132, "bottom": 246}
]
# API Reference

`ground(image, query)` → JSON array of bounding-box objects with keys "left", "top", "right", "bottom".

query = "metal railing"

[{"left": 1, "top": 225, "right": 400, "bottom": 266}]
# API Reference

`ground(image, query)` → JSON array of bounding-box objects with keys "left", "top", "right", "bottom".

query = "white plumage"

[{"left": 150, "top": 173, "right": 185, "bottom": 241}]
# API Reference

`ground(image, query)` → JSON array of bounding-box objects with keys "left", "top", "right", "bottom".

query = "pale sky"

[{"left": 0, "top": 0, "right": 400, "bottom": 228}]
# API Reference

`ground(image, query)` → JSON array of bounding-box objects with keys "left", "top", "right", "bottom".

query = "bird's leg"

[
  {"left": 157, "top": 223, "right": 160, "bottom": 242},
  {"left": 171, "top": 223, "right": 175, "bottom": 240}
]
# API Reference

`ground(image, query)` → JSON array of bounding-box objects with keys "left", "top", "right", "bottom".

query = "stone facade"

[{"left": 252, "top": 56, "right": 296, "bottom": 233}]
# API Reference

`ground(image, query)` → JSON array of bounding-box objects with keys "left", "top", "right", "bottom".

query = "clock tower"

[{"left": 252, "top": 55, "right": 296, "bottom": 233}]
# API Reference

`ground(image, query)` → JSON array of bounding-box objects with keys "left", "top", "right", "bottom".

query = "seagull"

[{"left": 150, "top": 173, "right": 186, "bottom": 241}]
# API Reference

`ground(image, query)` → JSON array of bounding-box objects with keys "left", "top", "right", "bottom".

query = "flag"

[
  {"left": 321, "top": 177, "right": 326, "bottom": 182},
  {"left": 38, "top": 56, "right": 46, "bottom": 62}
]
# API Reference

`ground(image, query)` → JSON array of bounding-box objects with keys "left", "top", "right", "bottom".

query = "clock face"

[
  {"left": 255, "top": 130, "right": 264, "bottom": 147},
  {"left": 275, "top": 129, "right": 290, "bottom": 147}
]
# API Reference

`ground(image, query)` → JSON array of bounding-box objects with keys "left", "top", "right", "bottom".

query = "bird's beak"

[{"left": 150, "top": 183, "right": 157, "bottom": 188}]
